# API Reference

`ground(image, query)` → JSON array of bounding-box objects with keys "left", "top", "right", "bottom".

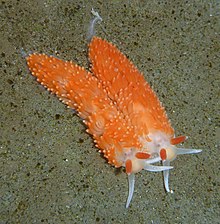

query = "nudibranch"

[{"left": 26, "top": 37, "right": 202, "bottom": 208}]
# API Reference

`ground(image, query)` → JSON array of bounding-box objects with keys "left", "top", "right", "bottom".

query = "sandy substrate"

[{"left": 1, "top": 1, "right": 219, "bottom": 223}]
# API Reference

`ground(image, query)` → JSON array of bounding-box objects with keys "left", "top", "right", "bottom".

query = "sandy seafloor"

[{"left": 0, "top": 0, "right": 219, "bottom": 223}]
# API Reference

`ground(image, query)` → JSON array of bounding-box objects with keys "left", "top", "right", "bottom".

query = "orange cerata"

[{"left": 26, "top": 37, "right": 202, "bottom": 208}]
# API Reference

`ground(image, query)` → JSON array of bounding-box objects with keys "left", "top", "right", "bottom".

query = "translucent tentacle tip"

[{"left": 87, "top": 8, "right": 103, "bottom": 41}]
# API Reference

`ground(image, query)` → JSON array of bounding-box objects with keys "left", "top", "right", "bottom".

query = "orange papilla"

[
  {"left": 160, "top": 148, "right": 167, "bottom": 160},
  {"left": 146, "top": 135, "right": 152, "bottom": 142},
  {"left": 125, "top": 159, "right": 132, "bottom": 174},
  {"left": 135, "top": 152, "right": 151, "bottom": 159},
  {"left": 170, "top": 136, "right": 186, "bottom": 145}
]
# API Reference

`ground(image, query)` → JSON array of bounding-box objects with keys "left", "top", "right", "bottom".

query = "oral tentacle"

[
  {"left": 144, "top": 156, "right": 162, "bottom": 164},
  {"left": 162, "top": 160, "right": 172, "bottom": 192},
  {"left": 144, "top": 163, "right": 173, "bottom": 172},
  {"left": 126, "top": 173, "right": 135, "bottom": 208},
  {"left": 176, "top": 148, "right": 202, "bottom": 155}
]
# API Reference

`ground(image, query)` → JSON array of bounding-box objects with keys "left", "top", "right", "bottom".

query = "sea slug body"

[{"left": 26, "top": 37, "right": 202, "bottom": 208}]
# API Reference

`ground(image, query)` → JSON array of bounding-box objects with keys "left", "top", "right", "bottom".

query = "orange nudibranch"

[{"left": 26, "top": 36, "right": 202, "bottom": 208}]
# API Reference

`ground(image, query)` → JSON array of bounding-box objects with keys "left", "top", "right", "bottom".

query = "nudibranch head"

[
  {"left": 123, "top": 131, "right": 177, "bottom": 175},
  {"left": 123, "top": 131, "right": 202, "bottom": 208}
]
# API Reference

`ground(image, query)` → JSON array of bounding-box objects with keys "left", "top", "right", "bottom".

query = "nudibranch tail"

[{"left": 87, "top": 8, "right": 102, "bottom": 41}]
